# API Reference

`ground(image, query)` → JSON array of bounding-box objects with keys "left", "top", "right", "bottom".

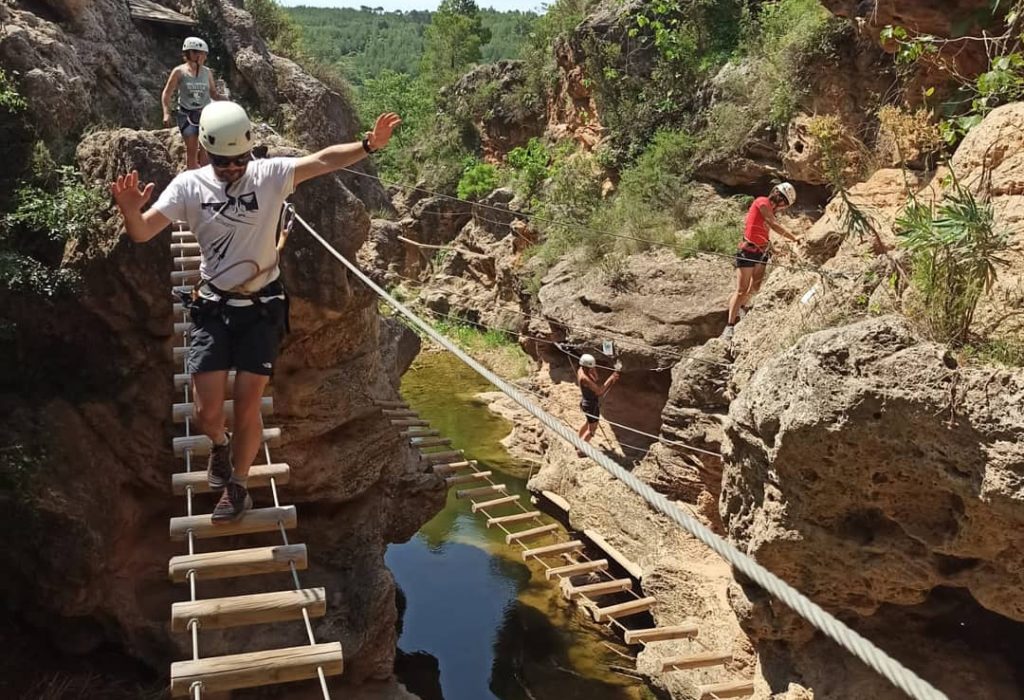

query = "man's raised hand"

[
  {"left": 367, "top": 112, "right": 402, "bottom": 151},
  {"left": 110, "top": 171, "right": 155, "bottom": 216}
]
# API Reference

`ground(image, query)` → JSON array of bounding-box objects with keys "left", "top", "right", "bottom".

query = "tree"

[{"left": 420, "top": 0, "right": 492, "bottom": 86}]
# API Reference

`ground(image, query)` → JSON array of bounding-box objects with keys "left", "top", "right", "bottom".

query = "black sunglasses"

[{"left": 209, "top": 152, "right": 252, "bottom": 168}]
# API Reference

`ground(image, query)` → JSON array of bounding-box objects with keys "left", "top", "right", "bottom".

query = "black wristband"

[{"left": 361, "top": 136, "right": 377, "bottom": 154}]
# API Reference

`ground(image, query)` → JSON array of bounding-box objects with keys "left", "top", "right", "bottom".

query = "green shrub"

[
  {"left": 0, "top": 252, "right": 80, "bottom": 297},
  {"left": 895, "top": 174, "right": 1010, "bottom": 345},
  {"left": 456, "top": 161, "right": 501, "bottom": 200},
  {"left": 244, "top": 0, "right": 302, "bottom": 57},
  {"left": 6, "top": 166, "right": 108, "bottom": 248},
  {"left": 0, "top": 68, "right": 26, "bottom": 113},
  {"left": 506, "top": 137, "right": 551, "bottom": 202}
]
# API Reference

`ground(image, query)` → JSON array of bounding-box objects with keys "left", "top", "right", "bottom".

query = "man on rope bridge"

[
  {"left": 576, "top": 353, "right": 619, "bottom": 456},
  {"left": 721, "top": 182, "right": 801, "bottom": 340},
  {"left": 111, "top": 101, "right": 401, "bottom": 521}
]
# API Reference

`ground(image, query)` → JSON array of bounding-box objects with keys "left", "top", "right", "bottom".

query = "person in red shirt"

[{"left": 721, "top": 182, "right": 799, "bottom": 340}]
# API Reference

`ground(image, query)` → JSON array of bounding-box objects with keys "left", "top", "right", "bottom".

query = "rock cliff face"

[{"left": 0, "top": 0, "right": 444, "bottom": 694}]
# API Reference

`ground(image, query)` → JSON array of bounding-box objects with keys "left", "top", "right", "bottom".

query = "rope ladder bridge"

[
  {"left": 167, "top": 223, "right": 343, "bottom": 698},
  {"left": 376, "top": 398, "right": 753, "bottom": 699}
]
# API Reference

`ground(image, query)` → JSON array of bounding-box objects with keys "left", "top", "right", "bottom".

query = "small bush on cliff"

[
  {"left": 457, "top": 160, "right": 501, "bottom": 200},
  {"left": 244, "top": 0, "right": 302, "bottom": 57},
  {"left": 506, "top": 137, "right": 551, "bottom": 203},
  {"left": 895, "top": 173, "right": 1010, "bottom": 346}
]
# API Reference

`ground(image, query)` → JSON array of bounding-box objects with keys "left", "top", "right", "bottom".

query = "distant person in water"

[
  {"left": 721, "top": 182, "right": 800, "bottom": 340},
  {"left": 576, "top": 353, "right": 619, "bottom": 455},
  {"left": 162, "top": 37, "right": 223, "bottom": 170}
]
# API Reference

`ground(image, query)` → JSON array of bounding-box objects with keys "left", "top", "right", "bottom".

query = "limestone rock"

[{"left": 723, "top": 315, "right": 1024, "bottom": 621}]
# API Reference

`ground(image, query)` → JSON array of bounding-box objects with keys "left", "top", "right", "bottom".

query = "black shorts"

[
  {"left": 735, "top": 245, "right": 771, "bottom": 268},
  {"left": 580, "top": 399, "right": 600, "bottom": 424},
  {"left": 187, "top": 297, "right": 288, "bottom": 376}
]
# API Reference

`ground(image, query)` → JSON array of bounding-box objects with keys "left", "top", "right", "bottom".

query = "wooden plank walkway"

[
  {"left": 372, "top": 397, "right": 752, "bottom": 696},
  {"left": 167, "top": 227, "right": 342, "bottom": 698}
]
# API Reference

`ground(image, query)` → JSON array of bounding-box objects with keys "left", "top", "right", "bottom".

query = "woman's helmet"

[
  {"left": 199, "top": 101, "right": 253, "bottom": 156},
  {"left": 182, "top": 37, "right": 209, "bottom": 53},
  {"left": 579, "top": 354, "right": 597, "bottom": 368},
  {"left": 773, "top": 182, "right": 797, "bottom": 206}
]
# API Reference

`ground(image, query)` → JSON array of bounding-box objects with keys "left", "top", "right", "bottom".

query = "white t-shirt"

[{"left": 153, "top": 158, "right": 296, "bottom": 292}]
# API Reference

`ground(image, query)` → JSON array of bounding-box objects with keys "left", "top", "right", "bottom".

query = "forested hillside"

[{"left": 286, "top": 5, "right": 537, "bottom": 82}]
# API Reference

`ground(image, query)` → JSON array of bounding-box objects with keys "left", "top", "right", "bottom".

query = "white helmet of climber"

[
  {"left": 579, "top": 354, "right": 597, "bottom": 368},
  {"left": 182, "top": 37, "right": 209, "bottom": 53},
  {"left": 199, "top": 101, "right": 253, "bottom": 156},
  {"left": 773, "top": 182, "right": 797, "bottom": 206}
]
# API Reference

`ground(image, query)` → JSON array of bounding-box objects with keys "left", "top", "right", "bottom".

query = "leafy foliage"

[
  {"left": 895, "top": 173, "right": 1010, "bottom": 345},
  {"left": 0, "top": 68, "right": 26, "bottom": 113},
  {"left": 6, "top": 166, "right": 107, "bottom": 247},
  {"left": 456, "top": 161, "right": 501, "bottom": 201},
  {"left": 244, "top": 0, "right": 302, "bottom": 56},
  {"left": 420, "top": 0, "right": 492, "bottom": 88},
  {"left": 287, "top": 6, "right": 535, "bottom": 84},
  {"left": 358, "top": 70, "right": 435, "bottom": 180},
  {"left": 506, "top": 137, "right": 552, "bottom": 203}
]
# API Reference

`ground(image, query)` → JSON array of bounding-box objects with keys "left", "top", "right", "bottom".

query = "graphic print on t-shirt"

[{"left": 200, "top": 190, "right": 261, "bottom": 224}]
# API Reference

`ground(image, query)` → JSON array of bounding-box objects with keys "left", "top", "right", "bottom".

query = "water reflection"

[{"left": 388, "top": 353, "right": 649, "bottom": 700}]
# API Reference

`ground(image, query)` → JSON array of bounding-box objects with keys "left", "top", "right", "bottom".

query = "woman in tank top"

[{"left": 161, "top": 37, "right": 223, "bottom": 170}]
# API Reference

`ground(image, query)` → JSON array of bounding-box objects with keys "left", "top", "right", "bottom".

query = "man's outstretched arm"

[
  {"left": 110, "top": 170, "right": 172, "bottom": 243},
  {"left": 293, "top": 112, "right": 401, "bottom": 187}
]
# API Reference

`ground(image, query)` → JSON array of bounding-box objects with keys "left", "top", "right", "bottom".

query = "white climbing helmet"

[
  {"left": 199, "top": 101, "right": 253, "bottom": 156},
  {"left": 182, "top": 37, "right": 209, "bottom": 53},
  {"left": 579, "top": 354, "right": 597, "bottom": 368},
  {"left": 774, "top": 182, "right": 797, "bottom": 206}
]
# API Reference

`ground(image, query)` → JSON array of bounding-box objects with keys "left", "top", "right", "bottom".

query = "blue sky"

[{"left": 280, "top": 0, "right": 546, "bottom": 12}]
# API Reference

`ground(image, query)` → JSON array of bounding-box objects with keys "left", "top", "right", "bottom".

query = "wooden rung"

[
  {"left": 400, "top": 428, "right": 439, "bottom": 438},
  {"left": 169, "top": 544, "right": 307, "bottom": 582},
  {"left": 445, "top": 471, "right": 492, "bottom": 486},
  {"left": 567, "top": 578, "right": 634, "bottom": 598},
  {"left": 391, "top": 418, "right": 429, "bottom": 427},
  {"left": 171, "top": 269, "right": 201, "bottom": 283},
  {"left": 660, "top": 651, "right": 731, "bottom": 672},
  {"left": 371, "top": 399, "right": 408, "bottom": 408},
  {"left": 522, "top": 540, "right": 583, "bottom": 561},
  {"left": 170, "top": 241, "right": 200, "bottom": 253},
  {"left": 542, "top": 490, "right": 571, "bottom": 513},
  {"left": 173, "top": 321, "right": 191, "bottom": 335},
  {"left": 173, "top": 284, "right": 194, "bottom": 294},
  {"left": 432, "top": 460, "right": 477, "bottom": 476},
  {"left": 169, "top": 642, "right": 343, "bottom": 696},
  {"left": 594, "top": 596, "right": 657, "bottom": 622},
  {"left": 456, "top": 484, "right": 506, "bottom": 500},
  {"left": 585, "top": 529, "right": 644, "bottom": 580},
  {"left": 171, "top": 587, "right": 326, "bottom": 632},
  {"left": 172, "top": 230, "right": 195, "bottom": 240},
  {"left": 623, "top": 624, "right": 699, "bottom": 644},
  {"left": 420, "top": 450, "right": 464, "bottom": 464},
  {"left": 173, "top": 428, "right": 281, "bottom": 456},
  {"left": 172, "top": 462, "right": 289, "bottom": 495},
  {"left": 471, "top": 494, "right": 519, "bottom": 513},
  {"left": 409, "top": 437, "right": 451, "bottom": 448},
  {"left": 172, "top": 397, "right": 273, "bottom": 423},
  {"left": 169, "top": 506, "right": 297, "bottom": 541},
  {"left": 545, "top": 558, "right": 608, "bottom": 580},
  {"left": 382, "top": 409, "right": 417, "bottom": 417},
  {"left": 505, "top": 523, "right": 559, "bottom": 544},
  {"left": 174, "top": 255, "right": 201, "bottom": 266},
  {"left": 487, "top": 511, "right": 541, "bottom": 527},
  {"left": 699, "top": 680, "right": 754, "bottom": 699},
  {"left": 174, "top": 371, "right": 236, "bottom": 390}
]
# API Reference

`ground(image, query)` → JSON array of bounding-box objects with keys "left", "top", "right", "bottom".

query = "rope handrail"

[{"left": 294, "top": 211, "right": 948, "bottom": 700}]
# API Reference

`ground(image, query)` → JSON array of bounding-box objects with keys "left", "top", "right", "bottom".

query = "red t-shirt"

[{"left": 743, "top": 196, "right": 772, "bottom": 248}]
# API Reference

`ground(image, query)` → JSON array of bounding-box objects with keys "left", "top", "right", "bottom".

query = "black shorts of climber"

[
  {"left": 580, "top": 399, "right": 600, "bottom": 425},
  {"left": 175, "top": 107, "right": 203, "bottom": 137},
  {"left": 187, "top": 290, "right": 288, "bottom": 377},
  {"left": 735, "top": 246, "right": 771, "bottom": 268}
]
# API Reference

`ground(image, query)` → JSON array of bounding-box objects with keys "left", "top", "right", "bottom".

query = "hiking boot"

[
  {"left": 206, "top": 436, "right": 232, "bottom": 491},
  {"left": 211, "top": 481, "right": 252, "bottom": 523},
  {"left": 720, "top": 324, "right": 736, "bottom": 340}
]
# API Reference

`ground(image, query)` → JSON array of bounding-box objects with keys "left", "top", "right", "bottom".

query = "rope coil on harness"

[{"left": 292, "top": 210, "right": 948, "bottom": 700}]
